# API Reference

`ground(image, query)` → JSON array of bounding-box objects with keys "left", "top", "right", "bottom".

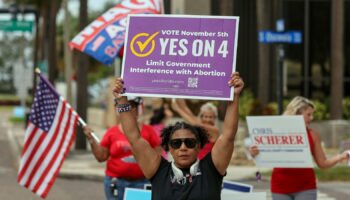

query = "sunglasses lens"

[
  {"left": 170, "top": 139, "right": 182, "bottom": 149},
  {"left": 184, "top": 138, "right": 197, "bottom": 148},
  {"left": 169, "top": 138, "right": 197, "bottom": 149}
]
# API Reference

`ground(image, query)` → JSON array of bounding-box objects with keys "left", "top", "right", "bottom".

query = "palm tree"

[
  {"left": 62, "top": 0, "right": 73, "bottom": 105},
  {"left": 4, "top": 0, "right": 61, "bottom": 83},
  {"left": 75, "top": 0, "right": 89, "bottom": 150},
  {"left": 47, "top": 0, "right": 61, "bottom": 83}
]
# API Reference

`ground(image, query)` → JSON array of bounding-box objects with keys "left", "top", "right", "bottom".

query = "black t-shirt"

[{"left": 150, "top": 153, "right": 223, "bottom": 200}]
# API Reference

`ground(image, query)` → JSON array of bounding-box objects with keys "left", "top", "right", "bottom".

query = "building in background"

[{"left": 164, "top": 0, "right": 349, "bottom": 119}]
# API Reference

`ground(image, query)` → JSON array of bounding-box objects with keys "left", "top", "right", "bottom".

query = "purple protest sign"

[{"left": 122, "top": 15, "right": 239, "bottom": 100}]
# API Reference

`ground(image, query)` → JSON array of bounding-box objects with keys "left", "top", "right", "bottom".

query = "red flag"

[
  {"left": 69, "top": 0, "right": 163, "bottom": 65},
  {"left": 17, "top": 73, "right": 78, "bottom": 198}
]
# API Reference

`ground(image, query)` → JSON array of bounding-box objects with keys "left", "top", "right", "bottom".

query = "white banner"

[{"left": 246, "top": 116, "right": 313, "bottom": 168}]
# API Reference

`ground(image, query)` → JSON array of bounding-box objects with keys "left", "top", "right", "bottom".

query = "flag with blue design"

[
  {"left": 69, "top": 0, "right": 163, "bottom": 65},
  {"left": 17, "top": 73, "right": 79, "bottom": 198}
]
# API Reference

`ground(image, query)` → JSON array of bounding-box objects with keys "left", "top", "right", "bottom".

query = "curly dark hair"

[
  {"left": 160, "top": 122, "right": 209, "bottom": 151},
  {"left": 150, "top": 107, "right": 166, "bottom": 125}
]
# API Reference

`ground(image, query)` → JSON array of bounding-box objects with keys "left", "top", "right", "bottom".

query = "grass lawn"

[
  {"left": 261, "top": 165, "right": 350, "bottom": 181},
  {"left": 315, "top": 166, "right": 350, "bottom": 181}
]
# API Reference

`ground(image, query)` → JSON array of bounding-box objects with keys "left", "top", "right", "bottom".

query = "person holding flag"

[{"left": 83, "top": 96, "right": 161, "bottom": 200}]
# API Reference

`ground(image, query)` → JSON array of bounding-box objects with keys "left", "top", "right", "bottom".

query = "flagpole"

[
  {"left": 34, "top": 68, "right": 100, "bottom": 143},
  {"left": 77, "top": 117, "right": 100, "bottom": 143}
]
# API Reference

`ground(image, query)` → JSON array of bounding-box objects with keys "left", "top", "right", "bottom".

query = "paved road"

[
  {"left": 0, "top": 119, "right": 105, "bottom": 200},
  {"left": 231, "top": 178, "right": 349, "bottom": 200},
  {"left": 318, "top": 182, "right": 350, "bottom": 200}
]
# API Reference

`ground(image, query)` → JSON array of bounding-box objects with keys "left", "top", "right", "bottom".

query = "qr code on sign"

[{"left": 187, "top": 77, "right": 198, "bottom": 88}]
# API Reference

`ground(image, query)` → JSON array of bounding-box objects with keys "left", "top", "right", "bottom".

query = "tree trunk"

[
  {"left": 48, "top": 0, "right": 58, "bottom": 83},
  {"left": 330, "top": 0, "right": 344, "bottom": 119},
  {"left": 62, "top": 0, "right": 73, "bottom": 105},
  {"left": 75, "top": 0, "right": 89, "bottom": 150},
  {"left": 39, "top": 3, "right": 48, "bottom": 70},
  {"left": 256, "top": 0, "right": 272, "bottom": 106},
  {"left": 220, "top": 0, "right": 233, "bottom": 16},
  {"left": 32, "top": 8, "right": 40, "bottom": 97}
]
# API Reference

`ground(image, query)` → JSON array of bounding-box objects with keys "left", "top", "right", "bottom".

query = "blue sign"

[
  {"left": 222, "top": 180, "right": 253, "bottom": 193},
  {"left": 259, "top": 31, "right": 302, "bottom": 44},
  {"left": 124, "top": 188, "right": 151, "bottom": 200}
]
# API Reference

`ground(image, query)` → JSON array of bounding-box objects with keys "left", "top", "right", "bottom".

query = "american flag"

[{"left": 17, "top": 73, "right": 79, "bottom": 198}]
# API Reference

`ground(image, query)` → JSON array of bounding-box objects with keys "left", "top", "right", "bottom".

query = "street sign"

[
  {"left": 0, "top": 20, "right": 33, "bottom": 32},
  {"left": 259, "top": 31, "right": 302, "bottom": 44}
]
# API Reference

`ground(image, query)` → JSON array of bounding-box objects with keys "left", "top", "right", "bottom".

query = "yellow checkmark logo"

[{"left": 130, "top": 32, "right": 159, "bottom": 57}]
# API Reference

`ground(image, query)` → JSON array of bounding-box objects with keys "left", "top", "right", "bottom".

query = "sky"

[
  {"left": 64, "top": 0, "right": 119, "bottom": 17},
  {"left": 58, "top": 0, "right": 118, "bottom": 21},
  {"left": 0, "top": 0, "right": 119, "bottom": 20}
]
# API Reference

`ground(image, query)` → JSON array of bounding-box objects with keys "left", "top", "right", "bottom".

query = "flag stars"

[{"left": 29, "top": 79, "right": 60, "bottom": 132}]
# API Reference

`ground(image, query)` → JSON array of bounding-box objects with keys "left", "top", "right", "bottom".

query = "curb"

[
  {"left": 58, "top": 172, "right": 104, "bottom": 182},
  {"left": 4, "top": 121, "right": 21, "bottom": 170}
]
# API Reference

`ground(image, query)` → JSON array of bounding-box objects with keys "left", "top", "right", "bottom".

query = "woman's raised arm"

[
  {"left": 113, "top": 78, "right": 161, "bottom": 178},
  {"left": 172, "top": 99, "right": 219, "bottom": 142},
  {"left": 211, "top": 72, "right": 244, "bottom": 175}
]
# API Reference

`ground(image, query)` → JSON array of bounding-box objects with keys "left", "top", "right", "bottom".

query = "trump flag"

[
  {"left": 17, "top": 72, "right": 79, "bottom": 198},
  {"left": 69, "top": 0, "right": 163, "bottom": 65}
]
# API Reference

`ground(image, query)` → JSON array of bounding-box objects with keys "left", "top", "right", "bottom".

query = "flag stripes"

[{"left": 17, "top": 73, "right": 78, "bottom": 198}]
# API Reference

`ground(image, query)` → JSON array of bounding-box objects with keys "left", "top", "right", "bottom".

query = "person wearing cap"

[
  {"left": 83, "top": 96, "right": 161, "bottom": 200},
  {"left": 113, "top": 72, "right": 244, "bottom": 200}
]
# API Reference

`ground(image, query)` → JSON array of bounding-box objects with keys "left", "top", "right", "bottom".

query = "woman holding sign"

[
  {"left": 250, "top": 96, "right": 349, "bottom": 200},
  {"left": 113, "top": 72, "right": 244, "bottom": 200}
]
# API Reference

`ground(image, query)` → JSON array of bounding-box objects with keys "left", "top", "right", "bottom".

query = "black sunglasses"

[{"left": 169, "top": 138, "right": 198, "bottom": 149}]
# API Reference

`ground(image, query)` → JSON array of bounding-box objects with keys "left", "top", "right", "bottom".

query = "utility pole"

[
  {"left": 275, "top": 0, "right": 284, "bottom": 114},
  {"left": 330, "top": 0, "right": 344, "bottom": 119},
  {"left": 303, "top": 0, "right": 310, "bottom": 97}
]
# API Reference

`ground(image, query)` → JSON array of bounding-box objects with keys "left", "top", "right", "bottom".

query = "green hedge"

[{"left": 262, "top": 166, "right": 350, "bottom": 181}]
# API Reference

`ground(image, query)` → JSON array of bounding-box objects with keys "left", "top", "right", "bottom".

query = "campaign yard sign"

[
  {"left": 222, "top": 180, "right": 253, "bottom": 193},
  {"left": 124, "top": 188, "right": 151, "bottom": 200},
  {"left": 121, "top": 14, "right": 239, "bottom": 100},
  {"left": 246, "top": 116, "right": 314, "bottom": 168}
]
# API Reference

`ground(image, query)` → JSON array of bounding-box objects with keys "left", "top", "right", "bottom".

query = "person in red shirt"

[
  {"left": 83, "top": 97, "right": 161, "bottom": 200},
  {"left": 171, "top": 99, "right": 219, "bottom": 159},
  {"left": 249, "top": 96, "right": 349, "bottom": 200}
]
